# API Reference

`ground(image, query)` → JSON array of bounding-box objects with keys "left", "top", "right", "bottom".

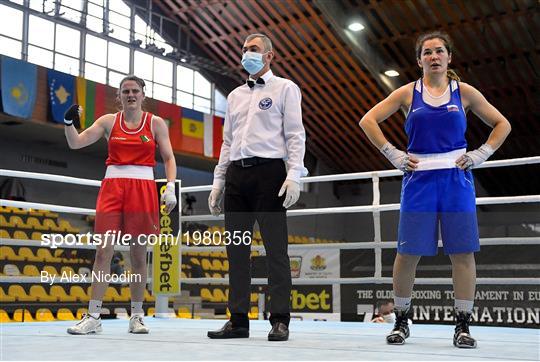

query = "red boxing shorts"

[{"left": 94, "top": 178, "right": 159, "bottom": 237}]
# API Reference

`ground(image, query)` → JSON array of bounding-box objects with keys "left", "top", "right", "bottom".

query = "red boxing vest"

[{"left": 105, "top": 111, "right": 156, "bottom": 167}]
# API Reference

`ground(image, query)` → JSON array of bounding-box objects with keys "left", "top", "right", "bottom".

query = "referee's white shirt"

[{"left": 212, "top": 69, "right": 308, "bottom": 189}]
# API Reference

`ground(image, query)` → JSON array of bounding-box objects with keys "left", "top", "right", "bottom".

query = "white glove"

[
  {"left": 455, "top": 144, "right": 494, "bottom": 170},
  {"left": 160, "top": 182, "right": 177, "bottom": 215},
  {"left": 278, "top": 180, "right": 300, "bottom": 209},
  {"left": 380, "top": 142, "right": 418, "bottom": 172},
  {"left": 208, "top": 188, "right": 224, "bottom": 216}
]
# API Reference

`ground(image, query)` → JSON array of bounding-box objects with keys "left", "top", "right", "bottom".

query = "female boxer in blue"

[{"left": 360, "top": 31, "right": 511, "bottom": 348}]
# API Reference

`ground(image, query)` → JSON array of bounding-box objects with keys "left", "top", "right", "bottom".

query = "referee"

[{"left": 207, "top": 33, "right": 307, "bottom": 342}]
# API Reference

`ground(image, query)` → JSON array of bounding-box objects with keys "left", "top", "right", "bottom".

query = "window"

[
  {"left": 86, "top": 0, "right": 104, "bottom": 33},
  {"left": 85, "top": 34, "right": 107, "bottom": 66},
  {"left": 194, "top": 71, "right": 211, "bottom": 98},
  {"left": 134, "top": 51, "right": 153, "bottom": 81},
  {"left": 177, "top": 66, "right": 194, "bottom": 93},
  {"left": 29, "top": 1, "right": 54, "bottom": 13},
  {"left": 154, "top": 83, "right": 172, "bottom": 103},
  {"left": 0, "top": 36, "right": 22, "bottom": 59},
  {"left": 55, "top": 53, "right": 79, "bottom": 75},
  {"left": 27, "top": 45, "right": 53, "bottom": 68},
  {"left": 108, "top": 1, "right": 131, "bottom": 43},
  {"left": 215, "top": 89, "right": 227, "bottom": 116},
  {"left": 1, "top": 1, "right": 226, "bottom": 120},
  {"left": 29, "top": 16, "right": 55, "bottom": 49},
  {"left": 0, "top": 4, "right": 23, "bottom": 39},
  {"left": 134, "top": 15, "right": 148, "bottom": 45},
  {"left": 177, "top": 91, "right": 193, "bottom": 109},
  {"left": 55, "top": 24, "right": 80, "bottom": 58},
  {"left": 194, "top": 96, "right": 211, "bottom": 114},
  {"left": 144, "top": 80, "right": 154, "bottom": 98},
  {"left": 108, "top": 70, "right": 127, "bottom": 88},
  {"left": 60, "top": 0, "right": 83, "bottom": 23},
  {"left": 154, "top": 58, "right": 173, "bottom": 86},
  {"left": 108, "top": 42, "right": 129, "bottom": 73},
  {"left": 85, "top": 62, "right": 106, "bottom": 83},
  {"left": 154, "top": 38, "right": 173, "bottom": 55}
]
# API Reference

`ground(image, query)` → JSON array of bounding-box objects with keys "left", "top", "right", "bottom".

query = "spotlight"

[
  {"left": 384, "top": 70, "right": 400, "bottom": 77},
  {"left": 348, "top": 22, "right": 364, "bottom": 32}
]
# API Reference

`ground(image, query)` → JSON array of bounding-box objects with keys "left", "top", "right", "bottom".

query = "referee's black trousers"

[{"left": 224, "top": 159, "right": 291, "bottom": 328}]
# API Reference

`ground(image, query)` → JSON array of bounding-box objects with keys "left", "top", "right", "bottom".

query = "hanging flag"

[
  {"left": 47, "top": 69, "right": 75, "bottom": 123},
  {"left": 203, "top": 113, "right": 213, "bottom": 158},
  {"left": 212, "top": 115, "right": 225, "bottom": 159},
  {"left": 204, "top": 113, "right": 225, "bottom": 159},
  {"left": 0, "top": 56, "right": 37, "bottom": 118},
  {"left": 76, "top": 77, "right": 107, "bottom": 129},
  {"left": 180, "top": 108, "right": 204, "bottom": 155},
  {"left": 157, "top": 100, "right": 182, "bottom": 150}
]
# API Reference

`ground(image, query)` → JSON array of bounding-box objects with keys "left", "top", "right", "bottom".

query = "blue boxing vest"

[{"left": 405, "top": 79, "right": 467, "bottom": 154}]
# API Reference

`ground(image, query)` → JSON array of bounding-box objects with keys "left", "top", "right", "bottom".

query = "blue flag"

[
  {"left": 0, "top": 56, "right": 37, "bottom": 118},
  {"left": 47, "top": 69, "right": 75, "bottom": 123}
]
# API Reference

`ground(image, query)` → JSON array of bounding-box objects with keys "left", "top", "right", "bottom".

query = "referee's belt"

[{"left": 232, "top": 157, "right": 278, "bottom": 168}]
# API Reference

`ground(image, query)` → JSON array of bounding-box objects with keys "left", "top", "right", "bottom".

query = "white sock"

[
  {"left": 131, "top": 301, "right": 144, "bottom": 317},
  {"left": 88, "top": 299, "right": 102, "bottom": 319},
  {"left": 454, "top": 299, "right": 474, "bottom": 313},
  {"left": 394, "top": 296, "right": 412, "bottom": 311}
]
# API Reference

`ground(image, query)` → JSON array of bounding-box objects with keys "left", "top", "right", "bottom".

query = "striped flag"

[
  {"left": 204, "top": 114, "right": 225, "bottom": 159},
  {"left": 76, "top": 77, "right": 106, "bottom": 129},
  {"left": 212, "top": 116, "right": 225, "bottom": 159},
  {"left": 157, "top": 100, "right": 182, "bottom": 150},
  {"left": 180, "top": 108, "right": 204, "bottom": 155}
]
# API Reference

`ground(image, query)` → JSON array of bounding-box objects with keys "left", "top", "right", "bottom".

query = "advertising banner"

[
  {"left": 341, "top": 283, "right": 540, "bottom": 328},
  {"left": 289, "top": 249, "right": 340, "bottom": 279},
  {"left": 152, "top": 181, "right": 181, "bottom": 295}
]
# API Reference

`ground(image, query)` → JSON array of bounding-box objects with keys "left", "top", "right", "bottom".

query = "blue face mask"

[{"left": 241, "top": 51, "right": 266, "bottom": 75}]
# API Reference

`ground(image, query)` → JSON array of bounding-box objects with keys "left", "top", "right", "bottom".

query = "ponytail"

[{"left": 447, "top": 69, "right": 460, "bottom": 82}]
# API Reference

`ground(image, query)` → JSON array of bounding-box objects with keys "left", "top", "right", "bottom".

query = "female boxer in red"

[{"left": 63, "top": 75, "right": 177, "bottom": 334}]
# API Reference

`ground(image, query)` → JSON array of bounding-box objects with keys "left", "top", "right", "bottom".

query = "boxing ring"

[{"left": 1, "top": 156, "right": 539, "bottom": 360}]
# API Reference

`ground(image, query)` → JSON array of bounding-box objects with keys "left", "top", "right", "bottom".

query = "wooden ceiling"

[{"left": 154, "top": 0, "right": 539, "bottom": 195}]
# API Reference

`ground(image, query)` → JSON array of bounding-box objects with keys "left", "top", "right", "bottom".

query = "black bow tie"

[{"left": 247, "top": 78, "right": 265, "bottom": 88}]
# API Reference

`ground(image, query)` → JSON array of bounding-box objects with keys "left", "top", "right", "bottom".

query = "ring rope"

[
  {"left": 2, "top": 195, "right": 538, "bottom": 220},
  {"left": 2, "top": 156, "right": 539, "bottom": 192}
]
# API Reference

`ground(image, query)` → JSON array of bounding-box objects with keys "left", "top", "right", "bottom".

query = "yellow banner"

[
  {"left": 152, "top": 181, "right": 181, "bottom": 295},
  {"left": 75, "top": 77, "right": 86, "bottom": 128},
  {"left": 182, "top": 118, "right": 204, "bottom": 139}
]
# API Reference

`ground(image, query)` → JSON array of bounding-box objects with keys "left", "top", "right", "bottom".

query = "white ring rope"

[
  {"left": 1, "top": 199, "right": 95, "bottom": 215},
  {"left": 182, "top": 195, "right": 540, "bottom": 221},
  {"left": 180, "top": 156, "right": 540, "bottom": 192},
  {"left": 0, "top": 169, "right": 101, "bottom": 187},
  {"left": 3, "top": 156, "right": 539, "bottom": 192},
  {"left": 0, "top": 238, "right": 134, "bottom": 251},
  {"left": 2, "top": 195, "right": 539, "bottom": 220}
]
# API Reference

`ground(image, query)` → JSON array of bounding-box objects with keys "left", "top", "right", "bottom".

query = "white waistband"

[
  {"left": 104, "top": 165, "right": 154, "bottom": 180},
  {"left": 409, "top": 148, "right": 466, "bottom": 171}
]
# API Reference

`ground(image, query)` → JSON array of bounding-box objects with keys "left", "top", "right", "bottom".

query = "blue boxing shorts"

[{"left": 397, "top": 150, "right": 480, "bottom": 256}]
